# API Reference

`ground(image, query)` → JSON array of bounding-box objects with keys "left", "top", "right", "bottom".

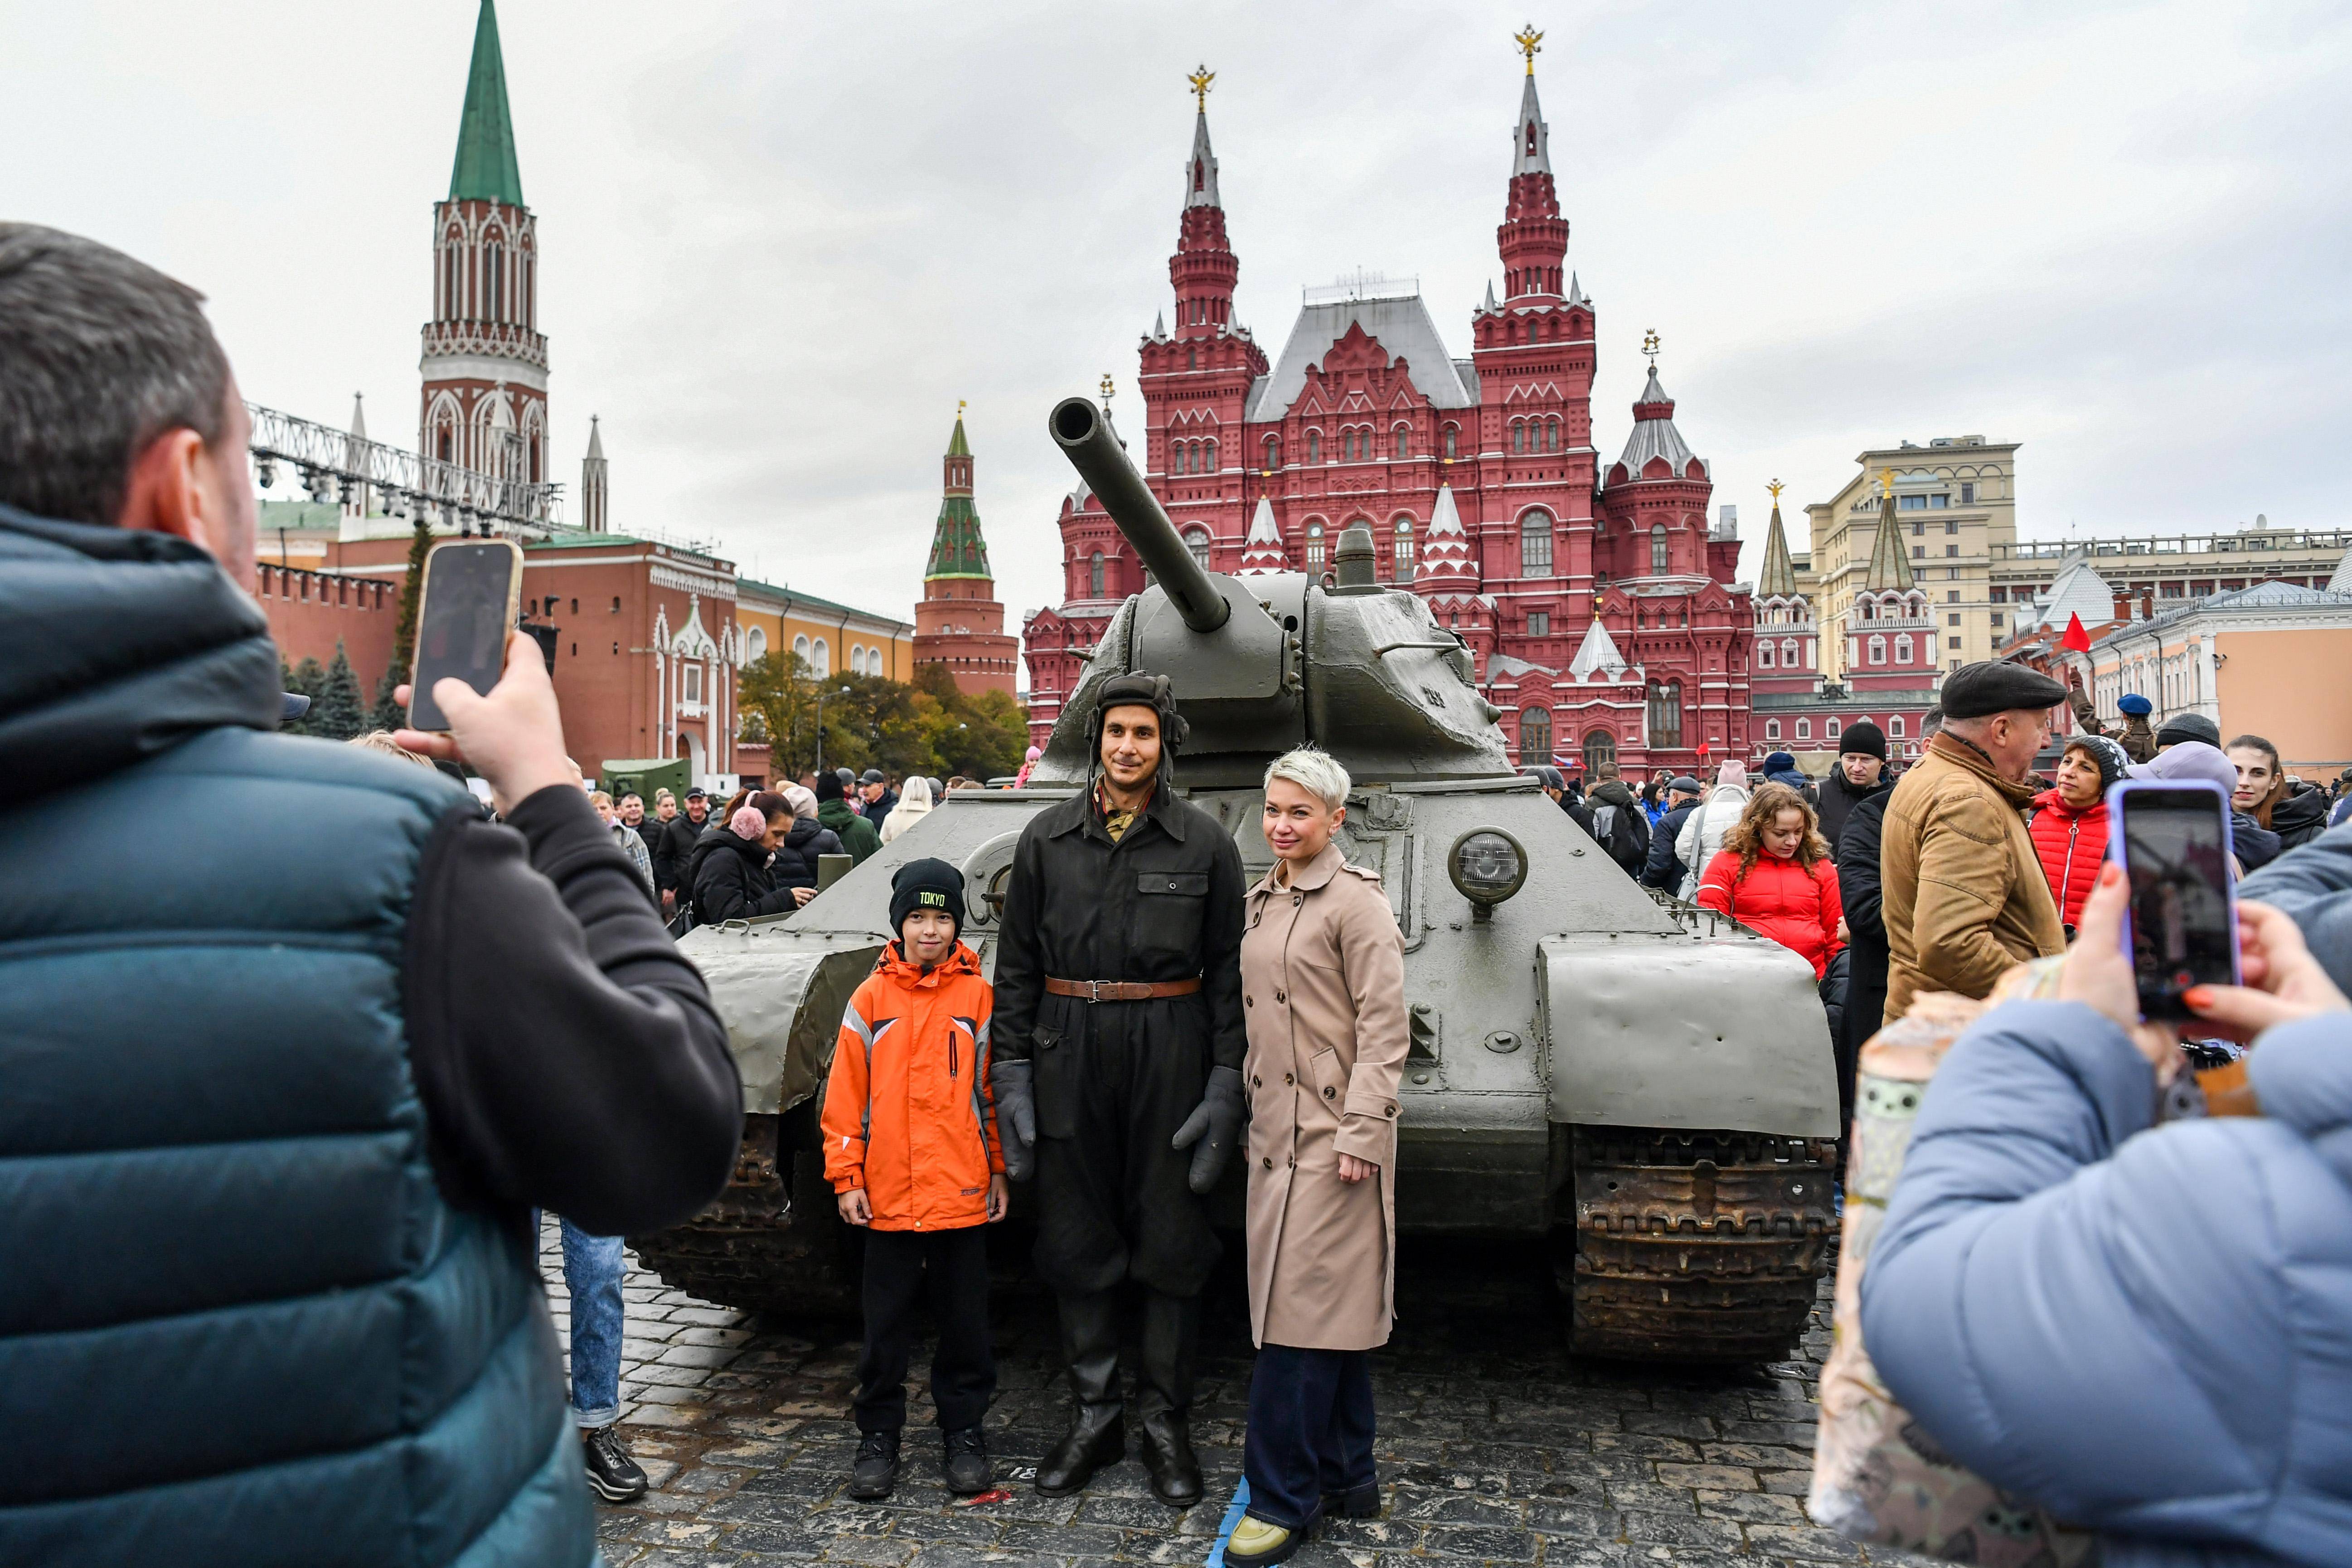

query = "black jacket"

[
  {"left": 2272, "top": 784, "right": 2333, "bottom": 852},
  {"left": 1836, "top": 792, "right": 1892, "bottom": 1083},
  {"left": 1584, "top": 780, "right": 1652, "bottom": 878},
  {"left": 1644, "top": 801, "right": 1700, "bottom": 890},
  {"left": 992, "top": 784, "right": 1249, "bottom": 1076},
  {"left": 689, "top": 830, "right": 796, "bottom": 922},
  {"left": 2235, "top": 812, "right": 2284, "bottom": 873},
  {"left": 1818, "top": 769, "right": 1893, "bottom": 866},
  {"left": 771, "top": 816, "right": 844, "bottom": 889},
  {"left": 654, "top": 810, "right": 706, "bottom": 892}
]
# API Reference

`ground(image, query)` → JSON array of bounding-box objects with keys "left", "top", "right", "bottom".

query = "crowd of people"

[{"left": 10, "top": 221, "right": 2352, "bottom": 1568}]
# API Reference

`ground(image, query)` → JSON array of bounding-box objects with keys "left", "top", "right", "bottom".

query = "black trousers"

[
  {"left": 854, "top": 1226, "right": 995, "bottom": 1435},
  {"left": 1241, "top": 1345, "right": 1376, "bottom": 1530}
]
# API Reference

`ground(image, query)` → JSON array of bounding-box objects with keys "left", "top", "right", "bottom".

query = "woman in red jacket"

[
  {"left": 2029, "top": 735, "right": 2124, "bottom": 935},
  {"left": 1696, "top": 782, "right": 1844, "bottom": 979}
]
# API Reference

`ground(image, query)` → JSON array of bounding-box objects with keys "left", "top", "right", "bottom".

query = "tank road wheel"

[
  {"left": 629, "top": 1113, "right": 862, "bottom": 1319},
  {"left": 1560, "top": 1126, "right": 1837, "bottom": 1363}
]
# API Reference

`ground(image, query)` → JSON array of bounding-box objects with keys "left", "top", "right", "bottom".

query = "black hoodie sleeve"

[{"left": 403, "top": 784, "right": 741, "bottom": 1236}]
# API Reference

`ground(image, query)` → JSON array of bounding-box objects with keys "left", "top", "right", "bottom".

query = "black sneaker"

[
  {"left": 942, "top": 1425, "right": 991, "bottom": 1495},
  {"left": 582, "top": 1426, "right": 648, "bottom": 1504},
  {"left": 849, "top": 1429, "right": 901, "bottom": 1500}
]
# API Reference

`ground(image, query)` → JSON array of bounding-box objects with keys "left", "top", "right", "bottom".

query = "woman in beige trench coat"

[{"left": 1223, "top": 748, "right": 1408, "bottom": 1568}]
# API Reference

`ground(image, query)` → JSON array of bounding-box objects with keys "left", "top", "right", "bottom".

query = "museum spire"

[
  {"left": 1497, "top": 30, "right": 1566, "bottom": 300},
  {"left": 1757, "top": 482, "right": 1797, "bottom": 600},
  {"left": 1170, "top": 64, "right": 1239, "bottom": 340}
]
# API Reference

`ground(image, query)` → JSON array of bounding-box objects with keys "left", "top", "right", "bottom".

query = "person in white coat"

[
  {"left": 878, "top": 775, "right": 934, "bottom": 845},
  {"left": 1674, "top": 757, "right": 1751, "bottom": 899}
]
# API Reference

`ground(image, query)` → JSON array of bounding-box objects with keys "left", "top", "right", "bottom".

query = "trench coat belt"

[{"left": 1043, "top": 976, "right": 1203, "bottom": 1002}]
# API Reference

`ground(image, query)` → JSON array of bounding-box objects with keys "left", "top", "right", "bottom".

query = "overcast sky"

[{"left": 10, "top": 0, "right": 2347, "bottom": 639}]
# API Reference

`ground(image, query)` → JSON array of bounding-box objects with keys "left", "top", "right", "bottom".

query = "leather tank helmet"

[{"left": 1086, "top": 672, "right": 1188, "bottom": 792}]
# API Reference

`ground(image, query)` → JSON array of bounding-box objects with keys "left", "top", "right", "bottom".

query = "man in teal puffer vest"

[{"left": 0, "top": 224, "right": 744, "bottom": 1567}]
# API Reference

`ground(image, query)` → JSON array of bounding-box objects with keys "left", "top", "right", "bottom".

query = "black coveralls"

[{"left": 991, "top": 785, "right": 1249, "bottom": 1300}]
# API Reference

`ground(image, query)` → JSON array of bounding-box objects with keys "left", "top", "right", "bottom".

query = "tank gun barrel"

[{"left": 1049, "top": 396, "right": 1230, "bottom": 633}]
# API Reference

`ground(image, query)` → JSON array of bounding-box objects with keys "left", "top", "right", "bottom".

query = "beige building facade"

[{"left": 1800, "top": 436, "right": 2018, "bottom": 682}]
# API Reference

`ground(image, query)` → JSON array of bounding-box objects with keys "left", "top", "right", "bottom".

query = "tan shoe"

[{"left": 1224, "top": 1514, "right": 1305, "bottom": 1566}]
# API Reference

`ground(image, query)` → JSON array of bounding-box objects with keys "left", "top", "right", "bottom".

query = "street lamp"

[{"left": 813, "top": 683, "right": 850, "bottom": 775}]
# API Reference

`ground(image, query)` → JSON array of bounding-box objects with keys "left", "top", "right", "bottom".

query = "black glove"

[
  {"left": 990, "top": 1059, "right": 1035, "bottom": 1181},
  {"left": 1170, "top": 1065, "right": 1246, "bottom": 1195}
]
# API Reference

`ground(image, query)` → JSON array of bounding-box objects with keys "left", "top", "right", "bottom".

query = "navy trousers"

[{"left": 1242, "top": 1345, "right": 1377, "bottom": 1529}]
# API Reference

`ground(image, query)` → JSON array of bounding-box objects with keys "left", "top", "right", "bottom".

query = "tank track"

[
  {"left": 1560, "top": 1126, "right": 1837, "bottom": 1363},
  {"left": 629, "top": 1114, "right": 863, "bottom": 1318}
]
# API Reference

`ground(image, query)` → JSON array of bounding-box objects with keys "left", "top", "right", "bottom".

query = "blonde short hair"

[
  {"left": 347, "top": 730, "right": 434, "bottom": 768},
  {"left": 1264, "top": 746, "right": 1350, "bottom": 812},
  {"left": 588, "top": 790, "right": 613, "bottom": 809}
]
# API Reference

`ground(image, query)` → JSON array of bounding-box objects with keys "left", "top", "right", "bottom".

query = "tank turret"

[{"left": 1042, "top": 395, "right": 1508, "bottom": 788}]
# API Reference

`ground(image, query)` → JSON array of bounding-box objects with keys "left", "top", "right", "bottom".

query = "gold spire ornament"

[
  {"left": 1100, "top": 373, "right": 1115, "bottom": 408},
  {"left": 1514, "top": 24, "right": 1543, "bottom": 74},
  {"left": 1880, "top": 468, "right": 1896, "bottom": 498},
  {"left": 1767, "top": 478, "right": 1784, "bottom": 504},
  {"left": 1187, "top": 64, "right": 1215, "bottom": 111},
  {"left": 1642, "top": 329, "right": 1660, "bottom": 367},
  {"left": 957, "top": 398, "right": 966, "bottom": 416}
]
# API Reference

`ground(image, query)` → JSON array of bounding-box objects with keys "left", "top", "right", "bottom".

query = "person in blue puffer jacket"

[{"left": 1862, "top": 860, "right": 2352, "bottom": 1568}]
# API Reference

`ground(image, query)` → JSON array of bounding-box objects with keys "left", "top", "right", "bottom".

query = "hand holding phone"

[
  {"left": 2110, "top": 779, "right": 2240, "bottom": 1021},
  {"left": 393, "top": 629, "right": 576, "bottom": 816},
  {"left": 405, "top": 540, "right": 524, "bottom": 731},
  {"left": 2057, "top": 863, "right": 2179, "bottom": 1071}
]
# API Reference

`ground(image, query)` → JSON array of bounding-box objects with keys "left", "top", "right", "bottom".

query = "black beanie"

[
  {"left": 1840, "top": 721, "right": 1888, "bottom": 761},
  {"left": 814, "top": 769, "right": 845, "bottom": 803},
  {"left": 889, "top": 857, "right": 964, "bottom": 946},
  {"left": 2154, "top": 712, "right": 2222, "bottom": 749}
]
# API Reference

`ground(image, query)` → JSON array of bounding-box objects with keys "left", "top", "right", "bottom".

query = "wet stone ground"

[{"left": 540, "top": 1223, "right": 1931, "bottom": 1568}]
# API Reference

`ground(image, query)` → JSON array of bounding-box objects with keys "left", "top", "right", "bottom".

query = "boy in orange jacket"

[{"left": 822, "top": 857, "right": 1008, "bottom": 1501}]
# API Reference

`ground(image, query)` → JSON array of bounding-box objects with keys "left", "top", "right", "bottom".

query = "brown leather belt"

[{"left": 1044, "top": 976, "right": 1203, "bottom": 1002}]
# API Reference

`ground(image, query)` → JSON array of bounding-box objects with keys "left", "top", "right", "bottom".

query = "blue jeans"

[
  {"left": 1242, "top": 1345, "right": 1376, "bottom": 1530},
  {"left": 538, "top": 1212, "right": 626, "bottom": 1429}
]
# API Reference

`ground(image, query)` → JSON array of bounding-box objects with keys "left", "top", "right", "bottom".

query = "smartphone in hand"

[
  {"left": 406, "top": 539, "right": 524, "bottom": 731},
  {"left": 2109, "top": 779, "right": 2240, "bottom": 1020}
]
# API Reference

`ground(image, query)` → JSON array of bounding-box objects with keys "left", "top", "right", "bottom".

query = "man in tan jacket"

[{"left": 1880, "top": 662, "right": 2071, "bottom": 1023}]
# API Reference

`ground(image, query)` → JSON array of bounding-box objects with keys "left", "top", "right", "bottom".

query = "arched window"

[
  {"left": 792, "top": 633, "right": 811, "bottom": 669},
  {"left": 1766, "top": 719, "right": 1782, "bottom": 740},
  {"left": 1545, "top": 419, "right": 1560, "bottom": 452},
  {"left": 1894, "top": 634, "right": 1913, "bottom": 664},
  {"left": 1518, "top": 706, "right": 1552, "bottom": 767},
  {"left": 746, "top": 626, "right": 767, "bottom": 664},
  {"left": 1305, "top": 521, "right": 1326, "bottom": 568},
  {"left": 1264, "top": 435, "right": 1280, "bottom": 471},
  {"left": 1443, "top": 423, "right": 1458, "bottom": 459},
  {"left": 810, "top": 639, "right": 829, "bottom": 677},
  {"left": 1393, "top": 425, "right": 1410, "bottom": 460},
  {"left": 1307, "top": 430, "right": 1322, "bottom": 464},
  {"left": 1868, "top": 636, "right": 1887, "bottom": 665},
  {"left": 1393, "top": 516, "right": 1415, "bottom": 582},
  {"left": 1187, "top": 348, "right": 1198, "bottom": 370},
  {"left": 1795, "top": 718, "right": 1812, "bottom": 740},
  {"left": 849, "top": 646, "right": 867, "bottom": 676},
  {"left": 1759, "top": 642, "right": 1775, "bottom": 668},
  {"left": 1782, "top": 638, "right": 1798, "bottom": 668},
  {"left": 1519, "top": 508, "right": 1554, "bottom": 574},
  {"left": 1649, "top": 523, "right": 1669, "bottom": 575},
  {"left": 1204, "top": 438, "right": 1217, "bottom": 472},
  {"left": 1827, "top": 717, "right": 1843, "bottom": 741},
  {"left": 1089, "top": 551, "right": 1105, "bottom": 598},
  {"left": 1647, "top": 682, "right": 1683, "bottom": 747},
  {"left": 1889, "top": 714, "right": 1906, "bottom": 737},
  {"left": 1184, "top": 527, "right": 1211, "bottom": 571},
  {"left": 1582, "top": 728, "right": 1615, "bottom": 772},
  {"left": 1512, "top": 420, "right": 1527, "bottom": 454},
  {"left": 485, "top": 242, "right": 503, "bottom": 320}
]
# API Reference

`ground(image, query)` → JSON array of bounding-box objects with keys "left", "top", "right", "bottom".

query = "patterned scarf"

[{"left": 1095, "top": 778, "right": 1151, "bottom": 844}]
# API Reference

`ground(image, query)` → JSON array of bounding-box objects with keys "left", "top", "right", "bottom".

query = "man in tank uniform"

[{"left": 989, "top": 673, "right": 1249, "bottom": 1507}]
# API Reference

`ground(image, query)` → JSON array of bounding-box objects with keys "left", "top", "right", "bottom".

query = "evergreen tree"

[
  {"left": 314, "top": 639, "right": 367, "bottom": 741},
  {"left": 284, "top": 656, "right": 328, "bottom": 737},
  {"left": 388, "top": 519, "right": 430, "bottom": 685},
  {"left": 368, "top": 665, "right": 406, "bottom": 734}
]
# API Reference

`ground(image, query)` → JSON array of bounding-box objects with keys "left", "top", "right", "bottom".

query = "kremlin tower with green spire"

[
  {"left": 419, "top": 0, "right": 548, "bottom": 489},
  {"left": 912, "top": 407, "right": 1019, "bottom": 697}
]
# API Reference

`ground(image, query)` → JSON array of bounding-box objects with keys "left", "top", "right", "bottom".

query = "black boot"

[
  {"left": 1037, "top": 1291, "right": 1124, "bottom": 1496},
  {"left": 1136, "top": 1290, "right": 1203, "bottom": 1507}
]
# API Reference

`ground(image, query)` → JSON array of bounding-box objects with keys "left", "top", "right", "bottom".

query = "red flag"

[{"left": 2061, "top": 613, "right": 2092, "bottom": 653}]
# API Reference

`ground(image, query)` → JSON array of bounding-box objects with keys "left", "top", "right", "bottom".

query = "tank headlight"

[{"left": 1448, "top": 827, "right": 1528, "bottom": 919}]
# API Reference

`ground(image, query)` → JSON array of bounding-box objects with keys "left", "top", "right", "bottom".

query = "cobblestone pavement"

[{"left": 542, "top": 1223, "right": 1929, "bottom": 1568}]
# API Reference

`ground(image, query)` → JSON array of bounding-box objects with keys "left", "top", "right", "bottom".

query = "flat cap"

[
  {"left": 2117, "top": 692, "right": 2154, "bottom": 716},
  {"left": 1940, "top": 660, "right": 2068, "bottom": 721},
  {"left": 1669, "top": 775, "right": 1703, "bottom": 794},
  {"left": 2154, "top": 712, "right": 2222, "bottom": 749}
]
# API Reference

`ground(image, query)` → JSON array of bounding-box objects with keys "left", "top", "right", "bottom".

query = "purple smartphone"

[{"left": 2106, "top": 778, "right": 2241, "bottom": 1020}]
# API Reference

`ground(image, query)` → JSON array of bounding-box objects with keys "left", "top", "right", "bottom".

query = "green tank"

[{"left": 632, "top": 397, "right": 1840, "bottom": 1361}]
